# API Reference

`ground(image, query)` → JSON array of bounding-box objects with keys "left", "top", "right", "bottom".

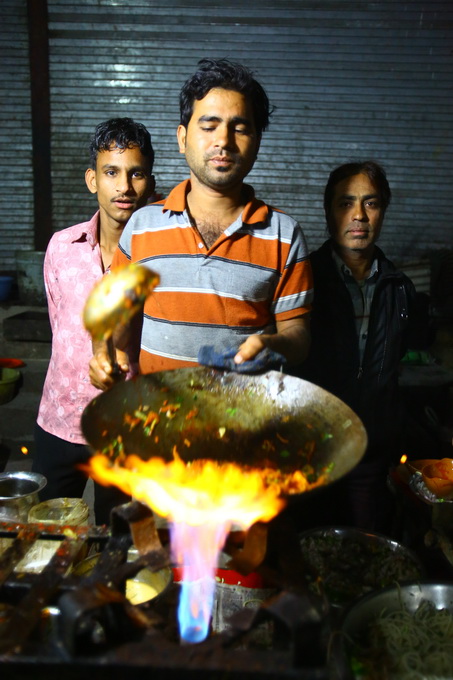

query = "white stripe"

[
  {"left": 272, "top": 288, "right": 313, "bottom": 312},
  {"left": 156, "top": 286, "right": 269, "bottom": 302},
  {"left": 133, "top": 222, "right": 192, "bottom": 235},
  {"left": 226, "top": 227, "right": 292, "bottom": 245},
  {"left": 279, "top": 289, "right": 313, "bottom": 303}
]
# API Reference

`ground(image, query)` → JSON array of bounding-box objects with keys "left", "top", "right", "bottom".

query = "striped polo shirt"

[{"left": 113, "top": 179, "right": 313, "bottom": 374}]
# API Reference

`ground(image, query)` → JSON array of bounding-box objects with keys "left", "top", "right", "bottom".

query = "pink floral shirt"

[{"left": 37, "top": 212, "right": 104, "bottom": 444}]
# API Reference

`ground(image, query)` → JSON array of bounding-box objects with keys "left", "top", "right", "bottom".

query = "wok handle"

[{"left": 107, "top": 336, "right": 122, "bottom": 378}]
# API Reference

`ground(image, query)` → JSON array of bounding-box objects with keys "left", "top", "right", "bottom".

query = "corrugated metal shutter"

[
  {"left": 46, "top": 0, "right": 453, "bottom": 263},
  {"left": 1, "top": 1, "right": 452, "bottom": 273},
  {"left": 0, "top": 0, "right": 34, "bottom": 272}
]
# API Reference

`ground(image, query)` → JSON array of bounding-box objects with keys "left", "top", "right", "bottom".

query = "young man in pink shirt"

[{"left": 33, "top": 118, "right": 155, "bottom": 525}]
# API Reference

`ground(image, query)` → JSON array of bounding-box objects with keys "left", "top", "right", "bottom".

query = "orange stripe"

[
  {"left": 145, "top": 293, "right": 270, "bottom": 327},
  {"left": 218, "top": 234, "right": 291, "bottom": 269},
  {"left": 111, "top": 248, "right": 130, "bottom": 269},
  {"left": 274, "top": 260, "right": 313, "bottom": 300},
  {"left": 139, "top": 353, "right": 194, "bottom": 374},
  {"left": 132, "top": 229, "right": 196, "bottom": 259}
]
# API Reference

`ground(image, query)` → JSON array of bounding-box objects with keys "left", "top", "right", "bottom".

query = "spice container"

[{"left": 28, "top": 497, "right": 90, "bottom": 525}]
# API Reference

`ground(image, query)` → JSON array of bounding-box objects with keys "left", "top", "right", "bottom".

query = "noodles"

[{"left": 352, "top": 600, "right": 453, "bottom": 679}]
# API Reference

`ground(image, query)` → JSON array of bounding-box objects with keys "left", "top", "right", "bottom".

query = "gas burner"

[{"left": 0, "top": 502, "right": 330, "bottom": 679}]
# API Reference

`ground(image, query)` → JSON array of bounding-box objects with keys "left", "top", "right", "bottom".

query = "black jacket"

[{"left": 295, "top": 240, "right": 417, "bottom": 464}]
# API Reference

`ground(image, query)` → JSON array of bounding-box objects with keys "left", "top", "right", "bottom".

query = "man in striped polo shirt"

[{"left": 90, "top": 58, "right": 313, "bottom": 389}]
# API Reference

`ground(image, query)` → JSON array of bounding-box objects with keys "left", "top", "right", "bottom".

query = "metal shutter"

[
  {"left": 1, "top": 0, "right": 452, "bottom": 273},
  {"left": 0, "top": 0, "right": 34, "bottom": 272}
]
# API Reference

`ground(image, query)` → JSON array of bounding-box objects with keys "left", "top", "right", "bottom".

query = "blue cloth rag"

[{"left": 197, "top": 345, "right": 287, "bottom": 374}]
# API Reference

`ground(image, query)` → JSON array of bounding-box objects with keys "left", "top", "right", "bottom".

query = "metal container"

[
  {"left": 299, "top": 526, "right": 425, "bottom": 609},
  {"left": 0, "top": 471, "right": 47, "bottom": 521},
  {"left": 330, "top": 582, "right": 453, "bottom": 680}
]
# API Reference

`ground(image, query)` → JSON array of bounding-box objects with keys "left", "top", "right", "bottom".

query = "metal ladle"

[{"left": 83, "top": 263, "right": 159, "bottom": 372}]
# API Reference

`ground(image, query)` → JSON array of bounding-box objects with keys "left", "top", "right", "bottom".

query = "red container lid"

[
  {"left": 0, "top": 359, "right": 25, "bottom": 368},
  {"left": 172, "top": 566, "right": 270, "bottom": 588}
]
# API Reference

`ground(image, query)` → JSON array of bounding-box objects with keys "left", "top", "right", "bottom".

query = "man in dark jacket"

[{"left": 296, "top": 161, "right": 416, "bottom": 533}]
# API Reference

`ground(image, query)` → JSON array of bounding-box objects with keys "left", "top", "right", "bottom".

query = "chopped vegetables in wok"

[{"left": 95, "top": 392, "right": 337, "bottom": 493}]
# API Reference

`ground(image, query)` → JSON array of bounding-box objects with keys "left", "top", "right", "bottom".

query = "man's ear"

[
  {"left": 85, "top": 167, "right": 97, "bottom": 194},
  {"left": 255, "top": 135, "right": 261, "bottom": 156},
  {"left": 177, "top": 125, "right": 187, "bottom": 154}
]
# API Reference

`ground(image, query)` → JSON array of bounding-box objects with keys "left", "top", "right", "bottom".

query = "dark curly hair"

[
  {"left": 179, "top": 58, "right": 273, "bottom": 137},
  {"left": 89, "top": 117, "right": 154, "bottom": 170},
  {"left": 324, "top": 161, "right": 392, "bottom": 229}
]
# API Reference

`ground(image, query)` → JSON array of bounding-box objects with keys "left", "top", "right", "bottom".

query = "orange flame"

[
  {"left": 400, "top": 454, "right": 408, "bottom": 464},
  {"left": 84, "top": 451, "right": 290, "bottom": 643},
  {"left": 85, "top": 452, "right": 286, "bottom": 525}
]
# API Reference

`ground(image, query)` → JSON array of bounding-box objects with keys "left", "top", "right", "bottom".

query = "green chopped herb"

[
  {"left": 280, "top": 450, "right": 290, "bottom": 458},
  {"left": 225, "top": 407, "right": 237, "bottom": 416},
  {"left": 321, "top": 432, "right": 333, "bottom": 442}
]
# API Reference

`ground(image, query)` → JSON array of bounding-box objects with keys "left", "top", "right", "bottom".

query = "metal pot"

[
  {"left": 330, "top": 582, "right": 453, "bottom": 680},
  {"left": 299, "top": 526, "right": 425, "bottom": 609},
  {"left": 0, "top": 471, "right": 47, "bottom": 521},
  {"left": 82, "top": 367, "right": 368, "bottom": 503}
]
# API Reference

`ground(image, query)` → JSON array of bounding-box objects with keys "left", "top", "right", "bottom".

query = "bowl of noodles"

[{"left": 330, "top": 582, "right": 453, "bottom": 679}]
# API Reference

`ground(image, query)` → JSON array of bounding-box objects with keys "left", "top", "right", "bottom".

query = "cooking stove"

[{"left": 0, "top": 501, "right": 331, "bottom": 679}]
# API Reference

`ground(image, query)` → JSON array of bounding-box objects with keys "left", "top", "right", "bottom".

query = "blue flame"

[
  {"left": 171, "top": 521, "right": 230, "bottom": 644},
  {"left": 178, "top": 575, "right": 215, "bottom": 643}
]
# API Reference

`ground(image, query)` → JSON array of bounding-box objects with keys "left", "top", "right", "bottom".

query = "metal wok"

[{"left": 82, "top": 367, "right": 367, "bottom": 501}]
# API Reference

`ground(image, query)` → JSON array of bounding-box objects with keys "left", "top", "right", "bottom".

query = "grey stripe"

[
  {"left": 272, "top": 288, "right": 314, "bottom": 315},
  {"left": 144, "top": 255, "right": 279, "bottom": 302},
  {"left": 141, "top": 318, "right": 271, "bottom": 361}
]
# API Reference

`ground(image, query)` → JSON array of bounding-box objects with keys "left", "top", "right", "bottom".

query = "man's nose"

[
  {"left": 116, "top": 172, "right": 133, "bottom": 193},
  {"left": 214, "top": 124, "right": 234, "bottom": 149},
  {"left": 353, "top": 203, "right": 368, "bottom": 220}
]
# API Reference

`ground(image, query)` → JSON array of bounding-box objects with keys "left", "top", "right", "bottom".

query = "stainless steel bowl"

[
  {"left": 299, "top": 526, "right": 425, "bottom": 608},
  {"left": 330, "top": 582, "right": 453, "bottom": 680},
  {"left": 0, "top": 471, "right": 47, "bottom": 521}
]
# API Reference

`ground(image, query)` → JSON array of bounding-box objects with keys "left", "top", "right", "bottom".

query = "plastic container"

[
  {"left": 0, "top": 367, "right": 20, "bottom": 404},
  {"left": 11, "top": 498, "right": 91, "bottom": 574},
  {"left": 0, "top": 275, "right": 13, "bottom": 302}
]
